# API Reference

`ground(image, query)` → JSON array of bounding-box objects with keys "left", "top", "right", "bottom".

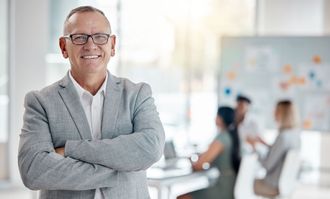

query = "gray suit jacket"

[{"left": 18, "top": 72, "right": 165, "bottom": 199}]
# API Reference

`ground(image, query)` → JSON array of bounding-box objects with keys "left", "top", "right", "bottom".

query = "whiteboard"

[{"left": 218, "top": 36, "right": 330, "bottom": 131}]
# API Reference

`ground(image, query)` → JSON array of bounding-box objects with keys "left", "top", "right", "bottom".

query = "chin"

[{"left": 83, "top": 64, "right": 106, "bottom": 73}]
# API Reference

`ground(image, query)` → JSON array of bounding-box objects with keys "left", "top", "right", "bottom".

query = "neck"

[
  {"left": 71, "top": 70, "right": 107, "bottom": 95},
  {"left": 235, "top": 114, "right": 244, "bottom": 125}
]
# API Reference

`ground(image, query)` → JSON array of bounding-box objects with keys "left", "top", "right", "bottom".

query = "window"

[{"left": 119, "top": 0, "right": 256, "bottom": 150}]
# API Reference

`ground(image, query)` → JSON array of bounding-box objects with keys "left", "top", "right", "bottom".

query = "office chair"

[
  {"left": 277, "top": 150, "right": 301, "bottom": 199},
  {"left": 257, "top": 150, "right": 301, "bottom": 199},
  {"left": 234, "top": 153, "right": 259, "bottom": 199}
]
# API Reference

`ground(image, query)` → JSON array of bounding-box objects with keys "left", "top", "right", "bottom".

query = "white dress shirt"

[
  {"left": 69, "top": 71, "right": 108, "bottom": 199},
  {"left": 238, "top": 114, "right": 262, "bottom": 154},
  {"left": 238, "top": 115, "right": 260, "bottom": 139}
]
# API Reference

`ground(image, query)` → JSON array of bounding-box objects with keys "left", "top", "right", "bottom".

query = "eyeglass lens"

[{"left": 71, "top": 34, "right": 109, "bottom": 45}]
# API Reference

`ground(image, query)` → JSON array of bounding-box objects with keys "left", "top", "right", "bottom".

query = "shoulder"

[
  {"left": 25, "top": 79, "right": 63, "bottom": 103},
  {"left": 215, "top": 132, "right": 230, "bottom": 143},
  {"left": 242, "top": 114, "right": 258, "bottom": 126},
  {"left": 24, "top": 73, "right": 71, "bottom": 111},
  {"left": 280, "top": 128, "right": 300, "bottom": 139},
  {"left": 111, "top": 74, "right": 152, "bottom": 96},
  {"left": 239, "top": 115, "right": 260, "bottom": 134},
  {"left": 276, "top": 128, "right": 301, "bottom": 149}
]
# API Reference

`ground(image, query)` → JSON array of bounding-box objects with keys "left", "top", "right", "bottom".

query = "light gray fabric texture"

[
  {"left": 259, "top": 128, "right": 300, "bottom": 189},
  {"left": 18, "top": 72, "right": 165, "bottom": 199}
]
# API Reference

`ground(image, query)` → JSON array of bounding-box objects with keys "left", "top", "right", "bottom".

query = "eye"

[
  {"left": 72, "top": 35, "right": 87, "bottom": 43},
  {"left": 93, "top": 34, "right": 107, "bottom": 42}
]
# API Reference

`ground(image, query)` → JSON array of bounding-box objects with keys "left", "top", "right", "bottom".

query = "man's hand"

[
  {"left": 55, "top": 147, "right": 65, "bottom": 156},
  {"left": 246, "top": 136, "right": 257, "bottom": 145}
]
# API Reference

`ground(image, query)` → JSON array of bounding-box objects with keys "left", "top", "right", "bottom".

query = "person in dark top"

[{"left": 179, "top": 106, "right": 241, "bottom": 199}]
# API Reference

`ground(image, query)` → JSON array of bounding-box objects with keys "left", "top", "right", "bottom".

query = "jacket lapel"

[
  {"left": 58, "top": 73, "right": 92, "bottom": 140},
  {"left": 101, "top": 73, "right": 122, "bottom": 139}
]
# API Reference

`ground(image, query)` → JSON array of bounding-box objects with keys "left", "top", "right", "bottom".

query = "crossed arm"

[
  {"left": 60, "top": 83, "right": 165, "bottom": 171},
  {"left": 18, "top": 92, "right": 118, "bottom": 190},
  {"left": 18, "top": 84, "right": 165, "bottom": 190}
]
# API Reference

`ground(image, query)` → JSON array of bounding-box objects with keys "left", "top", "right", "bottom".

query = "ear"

[
  {"left": 59, "top": 37, "right": 69, "bottom": 58},
  {"left": 110, "top": 35, "right": 116, "bottom": 57}
]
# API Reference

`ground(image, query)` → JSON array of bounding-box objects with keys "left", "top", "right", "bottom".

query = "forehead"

[
  {"left": 237, "top": 100, "right": 249, "bottom": 106},
  {"left": 65, "top": 11, "right": 111, "bottom": 34}
]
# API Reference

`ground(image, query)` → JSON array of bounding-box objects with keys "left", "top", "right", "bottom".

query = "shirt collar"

[{"left": 69, "top": 71, "right": 108, "bottom": 98}]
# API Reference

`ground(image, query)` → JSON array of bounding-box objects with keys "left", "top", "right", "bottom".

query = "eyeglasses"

[{"left": 64, "top": 33, "right": 111, "bottom": 45}]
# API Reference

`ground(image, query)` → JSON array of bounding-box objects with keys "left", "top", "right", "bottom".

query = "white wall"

[
  {"left": 9, "top": 0, "right": 48, "bottom": 185},
  {"left": 257, "top": 0, "right": 324, "bottom": 35},
  {"left": 323, "top": 0, "right": 330, "bottom": 34}
]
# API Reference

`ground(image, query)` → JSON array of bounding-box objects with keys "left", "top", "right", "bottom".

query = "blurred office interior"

[{"left": 1, "top": 0, "right": 330, "bottom": 198}]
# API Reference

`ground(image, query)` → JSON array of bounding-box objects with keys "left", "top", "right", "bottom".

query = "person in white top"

[{"left": 235, "top": 95, "right": 268, "bottom": 152}]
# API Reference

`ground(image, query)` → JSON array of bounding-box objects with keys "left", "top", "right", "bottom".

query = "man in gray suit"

[{"left": 18, "top": 6, "right": 165, "bottom": 199}]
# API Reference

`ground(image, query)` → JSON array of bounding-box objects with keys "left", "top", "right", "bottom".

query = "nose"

[{"left": 83, "top": 36, "right": 98, "bottom": 50}]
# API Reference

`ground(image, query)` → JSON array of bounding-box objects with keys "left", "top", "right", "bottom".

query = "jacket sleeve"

[
  {"left": 259, "top": 135, "right": 287, "bottom": 172},
  {"left": 64, "top": 83, "right": 165, "bottom": 171},
  {"left": 18, "top": 91, "right": 118, "bottom": 191}
]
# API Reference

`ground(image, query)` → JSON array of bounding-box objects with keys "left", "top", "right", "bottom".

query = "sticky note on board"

[
  {"left": 282, "top": 64, "right": 292, "bottom": 74},
  {"left": 303, "top": 119, "right": 313, "bottom": 129},
  {"left": 279, "top": 81, "right": 290, "bottom": 91},
  {"left": 312, "top": 55, "right": 321, "bottom": 64},
  {"left": 224, "top": 87, "right": 232, "bottom": 96},
  {"left": 226, "top": 71, "right": 237, "bottom": 81}
]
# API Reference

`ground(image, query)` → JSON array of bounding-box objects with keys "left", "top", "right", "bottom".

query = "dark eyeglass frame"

[{"left": 63, "top": 33, "right": 111, "bottom": 45}]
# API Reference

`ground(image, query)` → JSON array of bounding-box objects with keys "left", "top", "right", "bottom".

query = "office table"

[{"left": 147, "top": 167, "right": 220, "bottom": 199}]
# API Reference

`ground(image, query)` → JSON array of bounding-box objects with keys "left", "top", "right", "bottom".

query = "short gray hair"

[{"left": 63, "top": 6, "right": 111, "bottom": 34}]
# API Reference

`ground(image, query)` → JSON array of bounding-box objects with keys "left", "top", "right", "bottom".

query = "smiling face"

[{"left": 59, "top": 11, "right": 116, "bottom": 79}]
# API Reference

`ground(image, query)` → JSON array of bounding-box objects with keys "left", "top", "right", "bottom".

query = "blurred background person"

[
  {"left": 235, "top": 94, "right": 268, "bottom": 153},
  {"left": 179, "top": 106, "right": 241, "bottom": 199},
  {"left": 254, "top": 100, "right": 301, "bottom": 197}
]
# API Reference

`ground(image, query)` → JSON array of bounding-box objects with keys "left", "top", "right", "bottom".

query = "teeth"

[{"left": 82, "top": 55, "right": 99, "bottom": 59}]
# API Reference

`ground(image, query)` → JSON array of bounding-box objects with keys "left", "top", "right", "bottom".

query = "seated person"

[
  {"left": 254, "top": 100, "right": 301, "bottom": 197},
  {"left": 179, "top": 106, "right": 241, "bottom": 199}
]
